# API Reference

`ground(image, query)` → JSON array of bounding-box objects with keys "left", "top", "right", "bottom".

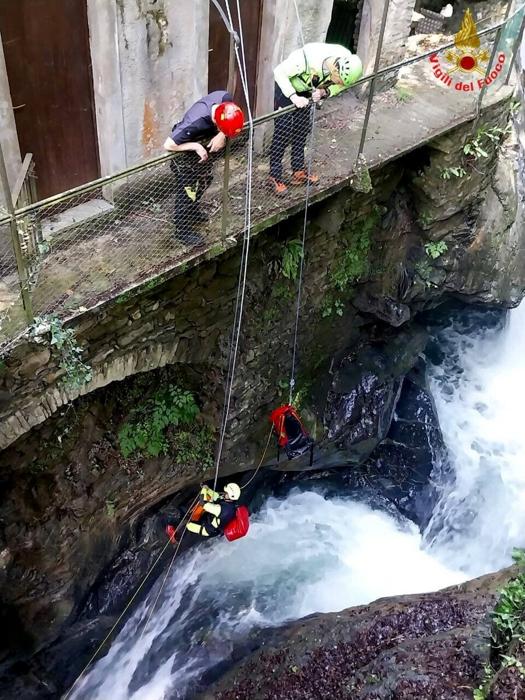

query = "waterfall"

[
  {"left": 71, "top": 490, "right": 463, "bottom": 699},
  {"left": 71, "top": 303, "right": 525, "bottom": 700},
  {"left": 424, "top": 303, "right": 525, "bottom": 575}
]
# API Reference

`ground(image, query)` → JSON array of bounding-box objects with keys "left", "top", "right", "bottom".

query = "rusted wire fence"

[{"left": 0, "top": 8, "right": 522, "bottom": 351}]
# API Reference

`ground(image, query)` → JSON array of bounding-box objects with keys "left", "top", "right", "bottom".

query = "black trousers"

[
  {"left": 170, "top": 155, "right": 214, "bottom": 233},
  {"left": 269, "top": 84, "right": 313, "bottom": 180}
]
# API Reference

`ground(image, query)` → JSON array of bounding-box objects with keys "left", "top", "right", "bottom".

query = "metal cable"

[
  {"left": 212, "top": 0, "right": 255, "bottom": 490},
  {"left": 289, "top": 106, "right": 317, "bottom": 405},
  {"left": 62, "top": 495, "right": 198, "bottom": 699}
]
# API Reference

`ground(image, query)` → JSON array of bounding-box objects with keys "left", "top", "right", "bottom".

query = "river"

[{"left": 70, "top": 302, "right": 525, "bottom": 699}]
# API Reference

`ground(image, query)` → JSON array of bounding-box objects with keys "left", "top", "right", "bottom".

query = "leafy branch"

[{"left": 30, "top": 315, "right": 92, "bottom": 389}]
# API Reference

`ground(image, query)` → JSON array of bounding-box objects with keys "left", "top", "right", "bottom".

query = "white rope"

[
  {"left": 212, "top": 0, "right": 255, "bottom": 490},
  {"left": 287, "top": 0, "right": 313, "bottom": 405},
  {"left": 289, "top": 106, "right": 316, "bottom": 405},
  {"left": 291, "top": 0, "right": 306, "bottom": 48}
]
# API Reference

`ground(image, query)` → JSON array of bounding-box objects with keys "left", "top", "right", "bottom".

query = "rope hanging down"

[
  {"left": 212, "top": 0, "right": 256, "bottom": 491},
  {"left": 289, "top": 105, "right": 317, "bottom": 404},
  {"left": 288, "top": 0, "right": 316, "bottom": 405},
  {"left": 63, "top": 495, "right": 199, "bottom": 700}
]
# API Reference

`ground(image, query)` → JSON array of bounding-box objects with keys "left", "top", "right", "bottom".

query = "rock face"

[
  {"left": 200, "top": 567, "right": 515, "bottom": 700},
  {"left": 0, "top": 98, "right": 523, "bottom": 675}
]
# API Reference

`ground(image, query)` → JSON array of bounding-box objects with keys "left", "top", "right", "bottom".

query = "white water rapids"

[{"left": 72, "top": 303, "right": 525, "bottom": 700}]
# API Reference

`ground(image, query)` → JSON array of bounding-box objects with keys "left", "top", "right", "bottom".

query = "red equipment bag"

[
  {"left": 269, "top": 404, "right": 304, "bottom": 447},
  {"left": 224, "top": 505, "right": 250, "bottom": 542},
  {"left": 269, "top": 404, "right": 314, "bottom": 463}
]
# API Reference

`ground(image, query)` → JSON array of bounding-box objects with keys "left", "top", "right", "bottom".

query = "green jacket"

[{"left": 273, "top": 42, "right": 355, "bottom": 99}]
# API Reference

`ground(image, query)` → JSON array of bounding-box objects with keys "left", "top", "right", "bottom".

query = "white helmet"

[{"left": 224, "top": 483, "right": 241, "bottom": 501}]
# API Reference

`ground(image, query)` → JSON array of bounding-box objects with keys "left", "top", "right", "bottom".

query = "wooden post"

[
  {"left": 356, "top": 0, "right": 391, "bottom": 162},
  {"left": 0, "top": 142, "right": 33, "bottom": 322},
  {"left": 476, "top": 0, "right": 514, "bottom": 118}
]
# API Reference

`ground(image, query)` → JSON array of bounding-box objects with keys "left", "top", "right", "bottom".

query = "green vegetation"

[
  {"left": 31, "top": 315, "right": 92, "bottom": 389},
  {"left": 425, "top": 241, "right": 448, "bottom": 259},
  {"left": 209, "top": 242, "right": 226, "bottom": 257},
  {"left": 277, "top": 376, "right": 312, "bottom": 410},
  {"left": 463, "top": 124, "right": 511, "bottom": 161},
  {"left": 171, "top": 424, "right": 214, "bottom": 471},
  {"left": 418, "top": 210, "right": 432, "bottom": 228},
  {"left": 440, "top": 166, "right": 466, "bottom": 180},
  {"left": 321, "top": 208, "right": 381, "bottom": 317},
  {"left": 118, "top": 384, "right": 199, "bottom": 458},
  {"left": 473, "top": 548, "right": 525, "bottom": 699},
  {"left": 280, "top": 239, "right": 304, "bottom": 282},
  {"left": 415, "top": 259, "right": 434, "bottom": 288},
  {"left": 330, "top": 207, "right": 380, "bottom": 292},
  {"left": 105, "top": 499, "right": 116, "bottom": 519},
  {"left": 395, "top": 85, "right": 413, "bottom": 103},
  {"left": 510, "top": 99, "right": 520, "bottom": 117},
  {"left": 321, "top": 296, "right": 344, "bottom": 318}
]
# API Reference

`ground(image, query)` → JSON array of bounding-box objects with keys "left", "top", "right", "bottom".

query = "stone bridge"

[{"left": 0, "top": 77, "right": 516, "bottom": 454}]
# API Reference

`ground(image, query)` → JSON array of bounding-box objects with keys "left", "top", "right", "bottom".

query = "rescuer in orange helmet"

[{"left": 164, "top": 92, "right": 244, "bottom": 247}]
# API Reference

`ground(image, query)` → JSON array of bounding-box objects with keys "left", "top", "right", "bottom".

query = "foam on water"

[
  {"left": 72, "top": 303, "right": 525, "bottom": 699},
  {"left": 424, "top": 304, "right": 525, "bottom": 574},
  {"left": 72, "top": 491, "right": 463, "bottom": 699}
]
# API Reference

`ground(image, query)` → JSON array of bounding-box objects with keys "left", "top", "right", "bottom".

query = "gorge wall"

[{"left": 0, "top": 96, "right": 523, "bottom": 668}]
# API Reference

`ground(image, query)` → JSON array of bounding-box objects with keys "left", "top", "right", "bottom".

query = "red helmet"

[{"left": 214, "top": 102, "right": 244, "bottom": 138}]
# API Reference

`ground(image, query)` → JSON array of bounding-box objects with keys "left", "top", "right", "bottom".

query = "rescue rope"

[
  {"left": 62, "top": 495, "right": 198, "bottom": 700},
  {"left": 210, "top": 0, "right": 240, "bottom": 45},
  {"left": 212, "top": 0, "right": 255, "bottom": 491},
  {"left": 289, "top": 106, "right": 316, "bottom": 405},
  {"left": 288, "top": 0, "right": 316, "bottom": 406},
  {"left": 138, "top": 515, "right": 192, "bottom": 640},
  {"left": 292, "top": 0, "right": 306, "bottom": 48},
  {"left": 241, "top": 425, "right": 274, "bottom": 491}
]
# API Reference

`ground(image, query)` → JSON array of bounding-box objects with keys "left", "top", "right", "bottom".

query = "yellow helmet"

[{"left": 224, "top": 483, "right": 241, "bottom": 501}]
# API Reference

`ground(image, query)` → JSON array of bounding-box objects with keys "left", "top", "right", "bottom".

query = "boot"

[
  {"left": 173, "top": 228, "right": 206, "bottom": 247},
  {"left": 291, "top": 170, "right": 319, "bottom": 186},
  {"left": 192, "top": 209, "right": 208, "bottom": 224},
  {"left": 268, "top": 176, "right": 288, "bottom": 196}
]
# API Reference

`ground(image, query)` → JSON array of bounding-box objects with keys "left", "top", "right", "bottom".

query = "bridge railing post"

[
  {"left": 355, "top": 0, "right": 391, "bottom": 165},
  {"left": 505, "top": 3, "right": 525, "bottom": 86},
  {"left": 0, "top": 141, "right": 33, "bottom": 324},
  {"left": 476, "top": 0, "right": 514, "bottom": 119}
]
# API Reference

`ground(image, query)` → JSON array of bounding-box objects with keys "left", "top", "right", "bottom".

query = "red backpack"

[
  {"left": 269, "top": 404, "right": 314, "bottom": 463},
  {"left": 224, "top": 505, "right": 250, "bottom": 542}
]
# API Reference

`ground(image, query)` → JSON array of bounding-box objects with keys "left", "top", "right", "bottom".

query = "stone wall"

[
  {"left": 0, "top": 99, "right": 522, "bottom": 652},
  {"left": 0, "top": 40, "right": 21, "bottom": 207},
  {"left": 0, "top": 98, "right": 520, "bottom": 454},
  {"left": 88, "top": 0, "right": 210, "bottom": 172}
]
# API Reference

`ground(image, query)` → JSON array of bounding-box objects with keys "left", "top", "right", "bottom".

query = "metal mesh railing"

[{"left": 0, "top": 6, "right": 522, "bottom": 350}]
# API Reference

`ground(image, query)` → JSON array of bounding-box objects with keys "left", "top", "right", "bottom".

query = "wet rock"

[
  {"left": 362, "top": 362, "right": 447, "bottom": 527},
  {"left": 200, "top": 567, "right": 516, "bottom": 700},
  {"left": 325, "top": 326, "right": 428, "bottom": 464}
]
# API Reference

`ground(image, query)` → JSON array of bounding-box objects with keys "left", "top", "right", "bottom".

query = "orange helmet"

[{"left": 214, "top": 102, "right": 244, "bottom": 138}]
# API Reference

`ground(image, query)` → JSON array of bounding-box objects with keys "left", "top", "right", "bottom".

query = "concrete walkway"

[{"left": 0, "top": 70, "right": 514, "bottom": 347}]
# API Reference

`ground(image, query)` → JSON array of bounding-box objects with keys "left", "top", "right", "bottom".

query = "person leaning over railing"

[
  {"left": 164, "top": 91, "right": 243, "bottom": 247},
  {"left": 268, "top": 43, "right": 363, "bottom": 196}
]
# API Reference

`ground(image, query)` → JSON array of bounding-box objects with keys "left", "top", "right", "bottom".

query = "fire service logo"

[{"left": 429, "top": 9, "right": 506, "bottom": 91}]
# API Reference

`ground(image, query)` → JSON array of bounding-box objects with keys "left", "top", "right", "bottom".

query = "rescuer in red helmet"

[{"left": 164, "top": 91, "right": 244, "bottom": 247}]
